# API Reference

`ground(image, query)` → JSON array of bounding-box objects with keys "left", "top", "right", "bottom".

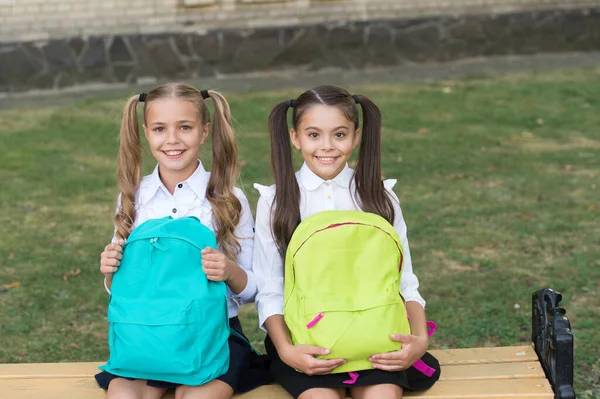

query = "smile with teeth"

[
  {"left": 316, "top": 156, "right": 338, "bottom": 164},
  {"left": 163, "top": 150, "right": 185, "bottom": 156}
]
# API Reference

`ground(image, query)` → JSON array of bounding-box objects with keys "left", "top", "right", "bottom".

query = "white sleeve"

[
  {"left": 252, "top": 185, "right": 285, "bottom": 331},
  {"left": 229, "top": 188, "right": 257, "bottom": 305},
  {"left": 110, "top": 193, "right": 121, "bottom": 244},
  {"left": 104, "top": 194, "right": 121, "bottom": 294},
  {"left": 384, "top": 180, "right": 426, "bottom": 309}
]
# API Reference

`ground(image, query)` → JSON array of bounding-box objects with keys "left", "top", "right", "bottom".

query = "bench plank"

[
  {"left": 0, "top": 361, "right": 546, "bottom": 381},
  {"left": 0, "top": 377, "right": 554, "bottom": 399},
  {"left": 438, "top": 362, "right": 545, "bottom": 380},
  {"left": 0, "top": 345, "right": 554, "bottom": 399},
  {"left": 431, "top": 345, "right": 537, "bottom": 365},
  {"left": 0, "top": 346, "right": 538, "bottom": 380}
]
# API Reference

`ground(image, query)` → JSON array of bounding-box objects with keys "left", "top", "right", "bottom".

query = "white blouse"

[
  {"left": 253, "top": 163, "right": 426, "bottom": 330},
  {"left": 105, "top": 161, "right": 257, "bottom": 318}
]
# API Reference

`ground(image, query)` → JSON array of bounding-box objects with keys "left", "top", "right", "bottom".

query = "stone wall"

[
  {"left": 2, "top": 0, "right": 600, "bottom": 93},
  {"left": 2, "top": 0, "right": 600, "bottom": 43}
]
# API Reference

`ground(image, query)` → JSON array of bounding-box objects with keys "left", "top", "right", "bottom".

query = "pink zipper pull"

[{"left": 306, "top": 312, "right": 324, "bottom": 329}]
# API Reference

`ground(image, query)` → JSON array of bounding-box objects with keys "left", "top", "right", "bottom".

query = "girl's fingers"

[
  {"left": 201, "top": 260, "right": 225, "bottom": 269},
  {"left": 202, "top": 255, "right": 224, "bottom": 263},
  {"left": 101, "top": 258, "right": 120, "bottom": 267},
  {"left": 370, "top": 357, "right": 406, "bottom": 366},
  {"left": 369, "top": 352, "right": 403, "bottom": 361},
  {"left": 372, "top": 363, "right": 404, "bottom": 371},
  {"left": 104, "top": 250, "right": 122, "bottom": 260},
  {"left": 100, "top": 266, "right": 118, "bottom": 274}
]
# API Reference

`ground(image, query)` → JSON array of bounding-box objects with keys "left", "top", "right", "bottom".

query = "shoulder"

[
  {"left": 136, "top": 173, "right": 158, "bottom": 205},
  {"left": 232, "top": 186, "right": 250, "bottom": 206},
  {"left": 253, "top": 169, "right": 301, "bottom": 201},
  {"left": 383, "top": 178, "right": 400, "bottom": 204},
  {"left": 253, "top": 183, "right": 276, "bottom": 202},
  {"left": 252, "top": 183, "right": 277, "bottom": 219},
  {"left": 115, "top": 173, "right": 154, "bottom": 209}
]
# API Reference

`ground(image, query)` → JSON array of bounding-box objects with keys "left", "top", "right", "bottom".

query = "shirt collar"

[
  {"left": 140, "top": 160, "right": 208, "bottom": 205},
  {"left": 299, "top": 162, "right": 354, "bottom": 191}
]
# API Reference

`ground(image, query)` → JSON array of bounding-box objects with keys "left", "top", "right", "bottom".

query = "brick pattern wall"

[{"left": 2, "top": 0, "right": 600, "bottom": 43}]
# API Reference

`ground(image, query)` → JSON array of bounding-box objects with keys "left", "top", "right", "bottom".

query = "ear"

[
  {"left": 143, "top": 124, "right": 149, "bottom": 140},
  {"left": 290, "top": 128, "right": 301, "bottom": 150},
  {"left": 351, "top": 128, "right": 361, "bottom": 150},
  {"left": 200, "top": 122, "right": 210, "bottom": 145}
]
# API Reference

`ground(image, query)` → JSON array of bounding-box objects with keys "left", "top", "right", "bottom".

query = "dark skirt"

[
  {"left": 265, "top": 335, "right": 440, "bottom": 399},
  {"left": 95, "top": 316, "right": 271, "bottom": 392}
]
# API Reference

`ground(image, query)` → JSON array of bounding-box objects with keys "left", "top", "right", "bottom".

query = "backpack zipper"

[{"left": 293, "top": 222, "right": 404, "bottom": 271}]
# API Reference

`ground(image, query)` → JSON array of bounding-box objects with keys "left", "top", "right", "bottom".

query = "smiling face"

[
  {"left": 142, "top": 97, "right": 209, "bottom": 182},
  {"left": 290, "top": 104, "right": 360, "bottom": 181}
]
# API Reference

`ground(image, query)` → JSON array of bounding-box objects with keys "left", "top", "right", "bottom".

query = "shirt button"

[
  {"left": 172, "top": 208, "right": 177, "bottom": 213},
  {"left": 325, "top": 182, "right": 330, "bottom": 187},
  {"left": 177, "top": 183, "right": 183, "bottom": 188},
  {"left": 327, "top": 196, "right": 332, "bottom": 200}
]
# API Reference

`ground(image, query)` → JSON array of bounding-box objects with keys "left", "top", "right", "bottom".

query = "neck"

[{"left": 158, "top": 161, "right": 198, "bottom": 194}]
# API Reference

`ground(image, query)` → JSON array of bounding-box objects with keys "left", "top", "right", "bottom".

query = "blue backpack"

[{"left": 99, "top": 216, "right": 230, "bottom": 386}]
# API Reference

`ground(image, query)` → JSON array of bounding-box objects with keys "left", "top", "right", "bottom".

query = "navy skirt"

[
  {"left": 265, "top": 335, "right": 440, "bottom": 399},
  {"left": 95, "top": 316, "right": 271, "bottom": 392}
]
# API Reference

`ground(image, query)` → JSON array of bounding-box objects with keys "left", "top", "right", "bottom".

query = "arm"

[
  {"left": 227, "top": 189, "right": 256, "bottom": 299},
  {"left": 369, "top": 185, "right": 429, "bottom": 370},
  {"left": 100, "top": 194, "right": 125, "bottom": 292},
  {"left": 253, "top": 194, "right": 285, "bottom": 330},
  {"left": 202, "top": 189, "right": 257, "bottom": 300}
]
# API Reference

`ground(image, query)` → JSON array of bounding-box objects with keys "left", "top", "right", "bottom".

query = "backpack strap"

[{"left": 412, "top": 321, "right": 438, "bottom": 377}]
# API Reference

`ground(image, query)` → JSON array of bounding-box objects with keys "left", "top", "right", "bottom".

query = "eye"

[
  {"left": 180, "top": 125, "right": 192, "bottom": 130},
  {"left": 154, "top": 126, "right": 164, "bottom": 133},
  {"left": 335, "top": 132, "right": 346, "bottom": 138},
  {"left": 308, "top": 132, "right": 319, "bottom": 138}
]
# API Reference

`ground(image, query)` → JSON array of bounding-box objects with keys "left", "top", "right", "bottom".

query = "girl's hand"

[
  {"left": 100, "top": 240, "right": 125, "bottom": 277},
  {"left": 201, "top": 247, "right": 235, "bottom": 282},
  {"left": 369, "top": 333, "right": 429, "bottom": 371},
  {"left": 280, "top": 344, "right": 346, "bottom": 376}
]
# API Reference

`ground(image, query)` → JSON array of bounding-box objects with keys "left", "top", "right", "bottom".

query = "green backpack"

[
  {"left": 284, "top": 210, "right": 411, "bottom": 374},
  {"left": 99, "top": 216, "right": 230, "bottom": 386}
]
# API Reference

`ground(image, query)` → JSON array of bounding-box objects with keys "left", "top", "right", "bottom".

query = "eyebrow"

[
  {"left": 149, "top": 120, "right": 195, "bottom": 126},
  {"left": 304, "top": 125, "right": 349, "bottom": 131}
]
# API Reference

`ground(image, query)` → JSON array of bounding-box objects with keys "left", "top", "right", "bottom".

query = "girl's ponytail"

[
  {"left": 269, "top": 100, "right": 301, "bottom": 258},
  {"left": 205, "top": 90, "right": 242, "bottom": 261},
  {"left": 353, "top": 94, "right": 395, "bottom": 225},
  {"left": 115, "top": 95, "right": 143, "bottom": 240}
]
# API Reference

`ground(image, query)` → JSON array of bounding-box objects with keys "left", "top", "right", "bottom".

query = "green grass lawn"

[{"left": 1, "top": 68, "right": 598, "bottom": 397}]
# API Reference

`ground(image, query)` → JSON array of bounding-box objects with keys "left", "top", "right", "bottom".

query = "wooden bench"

[{"left": 0, "top": 289, "right": 575, "bottom": 399}]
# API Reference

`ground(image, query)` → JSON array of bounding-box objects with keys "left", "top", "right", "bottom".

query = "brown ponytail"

[
  {"left": 269, "top": 100, "right": 301, "bottom": 258},
  {"left": 205, "top": 90, "right": 242, "bottom": 261},
  {"left": 115, "top": 95, "right": 143, "bottom": 240}
]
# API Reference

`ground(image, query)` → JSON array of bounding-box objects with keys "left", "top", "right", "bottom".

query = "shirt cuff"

[
  {"left": 405, "top": 297, "right": 426, "bottom": 309},
  {"left": 257, "top": 299, "right": 284, "bottom": 332},
  {"left": 230, "top": 269, "right": 256, "bottom": 305},
  {"left": 103, "top": 277, "right": 111, "bottom": 295}
]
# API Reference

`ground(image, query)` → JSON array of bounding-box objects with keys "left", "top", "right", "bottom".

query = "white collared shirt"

[
  {"left": 253, "top": 163, "right": 425, "bottom": 330},
  {"left": 105, "top": 161, "right": 257, "bottom": 318}
]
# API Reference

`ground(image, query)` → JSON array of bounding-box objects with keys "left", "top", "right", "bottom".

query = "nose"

[
  {"left": 321, "top": 135, "right": 334, "bottom": 151},
  {"left": 166, "top": 128, "right": 180, "bottom": 144}
]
